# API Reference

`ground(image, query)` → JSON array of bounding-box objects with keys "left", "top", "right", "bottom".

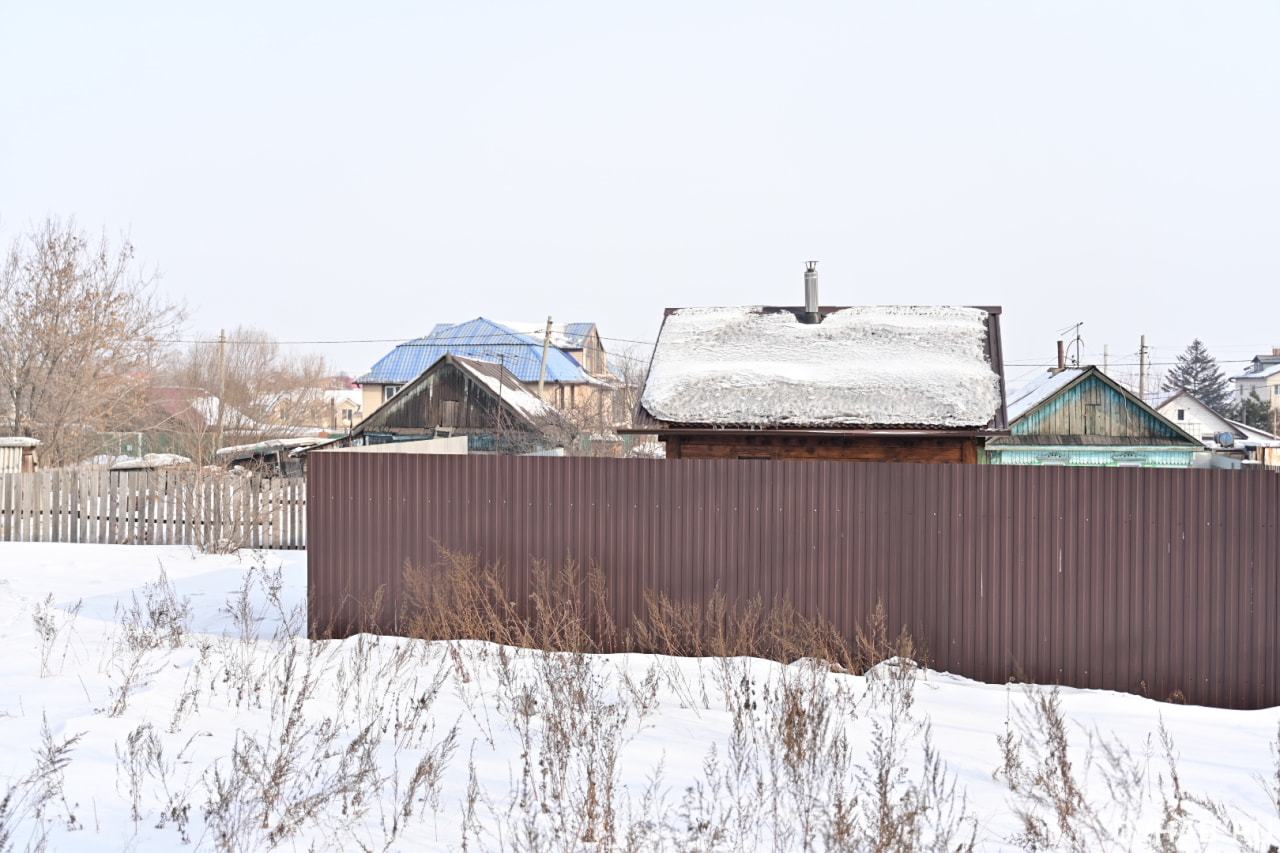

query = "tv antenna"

[{"left": 1058, "top": 322, "right": 1084, "bottom": 367}]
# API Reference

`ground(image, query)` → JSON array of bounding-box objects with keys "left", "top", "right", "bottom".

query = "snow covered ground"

[{"left": 0, "top": 541, "right": 1276, "bottom": 851}]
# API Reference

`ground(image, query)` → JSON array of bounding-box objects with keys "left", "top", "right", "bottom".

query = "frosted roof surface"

[
  {"left": 451, "top": 356, "right": 559, "bottom": 421},
  {"left": 1235, "top": 359, "right": 1280, "bottom": 380},
  {"left": 642, "top": 306, "right": 1001, "bottom": 427},
  {"left": 1005, "top": 368, "right": 1083, "bottom": 422}
]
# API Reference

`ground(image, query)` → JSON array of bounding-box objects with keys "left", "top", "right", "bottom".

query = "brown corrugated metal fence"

[{"left": 307, "top": 452, "right": 1280, "bottom": 710}]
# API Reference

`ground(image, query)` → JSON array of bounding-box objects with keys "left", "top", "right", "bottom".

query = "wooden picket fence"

[{"left": 0, "top": 468, "right": 306, "bottom": 549}]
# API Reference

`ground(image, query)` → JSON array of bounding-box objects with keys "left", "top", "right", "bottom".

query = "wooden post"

[
  {"left": 1, "top": 473, "right": 10, "bottom": 542},
  {"left": 215, "top": 329, "right": 227, "bottom": 460},
  {"left": 538, "top": 315, "right": 553, "bottom": 397},
  {"left": 1139, "top": 335, "right": 1147, "bottom": 400}
]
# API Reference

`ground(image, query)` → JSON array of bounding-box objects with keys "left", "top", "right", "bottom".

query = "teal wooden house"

[{"left": 985, "top": 366, "right": 1204, "bottom": 467}]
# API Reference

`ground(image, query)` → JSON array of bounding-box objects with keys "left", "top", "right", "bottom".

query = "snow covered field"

[{"left": 0, "top": 542, "right": 1277, "bottom": 851}]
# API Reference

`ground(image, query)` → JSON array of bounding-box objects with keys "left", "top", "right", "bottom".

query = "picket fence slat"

[{"left": 0, "top": 470, "right": 306, "bottom": 549}]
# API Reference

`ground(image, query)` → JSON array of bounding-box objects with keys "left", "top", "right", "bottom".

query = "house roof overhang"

[{"left": 618, "top": 425, "right": 1010, "bottom": 439}]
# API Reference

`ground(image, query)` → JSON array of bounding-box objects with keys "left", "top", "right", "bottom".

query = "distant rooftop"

[{"left": 358, "top": 318, "right": 598, "bottom": 385}]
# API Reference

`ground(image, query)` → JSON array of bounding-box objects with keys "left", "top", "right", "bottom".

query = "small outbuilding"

[
  {"left": 624, "top": 266, "right": 1009, "bottom": 463},
  {"left": 0, "top": 437, "right": 40, "bottom": 473}
]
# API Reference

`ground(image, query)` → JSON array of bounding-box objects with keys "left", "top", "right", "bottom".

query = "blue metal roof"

[
  {"left": 358, "top": 318, "right": 595, "bottom": 385},
  {"left": 562, "top": 322, "right": 595, "bottom": 348}
]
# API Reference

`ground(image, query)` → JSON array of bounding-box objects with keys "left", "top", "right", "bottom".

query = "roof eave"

[{"left": 618, "top": 425, "right": 1010, "bottom": 439}]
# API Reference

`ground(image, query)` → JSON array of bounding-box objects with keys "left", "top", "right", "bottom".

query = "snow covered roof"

[
  {"left": 1233, "top": 358, "right": 1280, "bottom": 380},
  {"left": 357, "top": 318, "right": 596, "bottom": 385},
  {"left": 149, "top": 387, "right": 280, "bottom": 433},
  {"left": 1224, "top": 417, "right": 1280, "bottom": 445},
  {"left": 1005, "top": 369, "right": 1085, "bottom": 422},
  {"left": 0, "top": 436, "right": 40, "bottom": 448},
  {"left": 110, "top": 453, "right": 194, "bottom": 470},
  {"left": 214, "top": 437, "right": 331, "bottom": 459},
  {"left": 449, "top": 355, "right": 561, "bottom": 422},
  {"left": 640, "top": 306, "right": 1004, "bottom": 429},
  {"left": 496, "top": 321, "right": 597, "bottom": 351},
  {"left": 321, "top": 389, "right": 360, "bottom": 406}
]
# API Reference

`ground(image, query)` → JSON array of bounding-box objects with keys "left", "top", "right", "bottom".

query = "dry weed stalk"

[
  {"left": 401, "top": 549, "right": 925, "bottom": 675},
  {"left": 994, "top": 686, "right": 1275, "bottom": 852},
  {"left": 32, "top": 595, "right": 83, "bottom": 679},
  {"left": 401, "top": 550, "right": 615, "bottom": 654},
  {"left": 0, "top": 716, "right": 86, "bottom": 852}
]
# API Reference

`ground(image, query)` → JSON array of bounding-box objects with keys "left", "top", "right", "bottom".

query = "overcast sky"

[{"left": 2, "top": 1, "right": 1277, "bottom": 390}]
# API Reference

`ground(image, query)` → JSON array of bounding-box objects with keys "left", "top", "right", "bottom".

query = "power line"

[
  {"left": 1005, "top": 359, "right": 1254, "bottom": 368},
  {"left": 158, "top": 332, "right": 657, "bottom": 365},
  {"left": 157, "top": 332, "right": 657, "bottom": 350}
]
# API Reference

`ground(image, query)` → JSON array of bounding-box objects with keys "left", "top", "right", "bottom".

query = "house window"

[
  {"left": 1176, "top": 409, "right": 1185, "bottom": 421},
  {"left": 384, "top": 385, "right": 403, "bottom": 402}
]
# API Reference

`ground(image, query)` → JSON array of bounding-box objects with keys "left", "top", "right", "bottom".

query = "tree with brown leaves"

[{"left": 0, "top": 218, "right": 184, "bottom": 465}]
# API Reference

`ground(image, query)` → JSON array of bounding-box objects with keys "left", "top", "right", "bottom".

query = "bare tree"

[
  {"left": 0, "top": 218, "right": 184, "bottom": 465},
  {"left": 535, "top": 344, "right": 651, "bottom": 457},
  {"left": 157, "top": 326, "right": 333, "bottom": 460},
  {"left": 610, "top": 343, "right": 651, "bottom": 429}
]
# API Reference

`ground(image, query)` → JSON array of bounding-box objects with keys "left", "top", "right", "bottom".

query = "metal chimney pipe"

[{"left": 802, "top": 261, "right": 821, "bottom": 324}]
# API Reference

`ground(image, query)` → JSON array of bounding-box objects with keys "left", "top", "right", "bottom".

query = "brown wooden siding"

[
  {"left": 664, "top": 433, "right": 980, "bottom": 463},
  {"left": 373, "top": 362, "right": 510, "bottom": 432},
  {"left": 308, "top": 453, "right": 1280, "bottom": 710}
]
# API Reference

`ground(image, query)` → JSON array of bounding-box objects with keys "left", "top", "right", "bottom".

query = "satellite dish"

[{"left": 1215, "top": 432, "right": 1235, "bottom": 447}]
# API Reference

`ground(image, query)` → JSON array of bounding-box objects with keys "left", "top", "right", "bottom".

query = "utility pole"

[
  {"left": 1139, "top": 335, "right": 1147, "bottom": 401},
  {"left": 538, "top": 316, "right": 553, "bottom": 398},
  {"left": 215, "top": 329, "right": 227, "bottom": 459},
  {"left": 1103, "top": 344, "right": 1110, "bottom": 375}
]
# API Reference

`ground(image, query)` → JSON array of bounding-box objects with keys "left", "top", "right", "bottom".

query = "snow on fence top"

[{"left": 641, "top": 305, "right": 1002, "bottom": 428}]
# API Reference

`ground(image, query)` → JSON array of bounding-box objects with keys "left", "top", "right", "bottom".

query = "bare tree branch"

[{"left": 0, "top": 218, "right": 184, "bottom": 465}]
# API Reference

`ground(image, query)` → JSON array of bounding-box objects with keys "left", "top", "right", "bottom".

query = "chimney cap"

[{"left": 802, "top": 260, "right": 821, "bottom": 324}]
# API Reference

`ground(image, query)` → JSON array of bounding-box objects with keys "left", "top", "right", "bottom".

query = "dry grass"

[
  {"left": 399, "top": 551, "right": 612, "bottom": 654},
  {"left": 397, "top": 548, "right": 924, "bottom": 674},
  {"left": 12, "top": 553, "right": 1276, "bottom": 851}
]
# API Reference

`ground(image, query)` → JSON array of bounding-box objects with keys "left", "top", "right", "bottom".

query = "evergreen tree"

[
  {"left": 1235, "top": 389, "right": 1272, "bottom": 432},
  {"left": 1162, "top": 339, "right": 1231, "bottom": 414}
]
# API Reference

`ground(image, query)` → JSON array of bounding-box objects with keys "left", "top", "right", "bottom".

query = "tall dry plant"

[
  {"left": 398, "top": 549, "right": 923, "bottom": 674},
  {"left": 400, "top": 550, "right": 614, "bottom": 653}
]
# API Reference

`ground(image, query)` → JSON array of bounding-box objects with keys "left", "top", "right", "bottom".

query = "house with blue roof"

[{"left": 357, "top": 318, "right": 620, "bottom": 430}]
